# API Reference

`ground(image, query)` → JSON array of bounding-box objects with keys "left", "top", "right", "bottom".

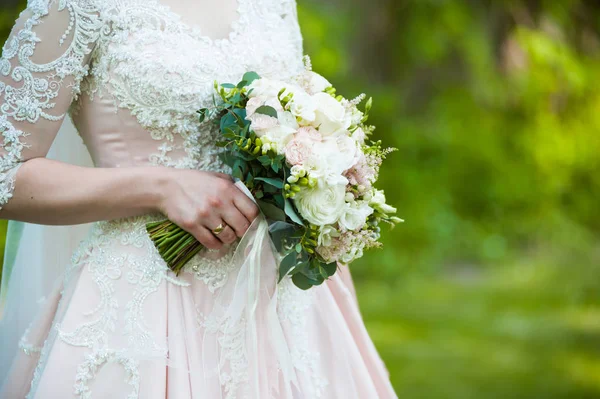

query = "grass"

[{"left": 358, "top": 259, "right": 600, "bottom": 398}]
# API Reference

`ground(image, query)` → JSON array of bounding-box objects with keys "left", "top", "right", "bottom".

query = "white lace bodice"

[{"left": 0, "top": 0, "right": 304, "bottom": 207}]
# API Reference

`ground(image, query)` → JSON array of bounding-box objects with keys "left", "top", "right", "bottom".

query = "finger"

[
  {"left": 195, "top": 226, "right": 223, "bottom": 250},
  {"left": 231, "top": 189, "right": 260, "bottom": 223},
  {"left": 214, "top": 224, "right": 237, "bottom": 245},
  {"left": 221, "top": 204, "right": 251, "bottom": 237}
]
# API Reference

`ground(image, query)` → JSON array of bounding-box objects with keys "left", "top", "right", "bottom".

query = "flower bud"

[
  {"left": 345, "top": 192, "right": 354, "bottom": 202},
  {"left": 287, "top": 175, "right": 298, "bottom": 184},
  {"left": 292, "top": 185, "right": 301, "bottom": 193}
]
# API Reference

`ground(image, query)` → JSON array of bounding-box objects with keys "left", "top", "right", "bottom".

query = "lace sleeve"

[{"left": 0, "top": 0, "right": 103, "bottom": 208}]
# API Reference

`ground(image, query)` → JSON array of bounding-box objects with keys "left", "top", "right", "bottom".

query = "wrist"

[{"left": 142, "top": 167, "right": 173, "bottom": 214}]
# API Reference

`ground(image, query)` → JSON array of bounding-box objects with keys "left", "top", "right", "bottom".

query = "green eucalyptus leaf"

[
  {"left": 292, "top": 272, "right": 321, "bottom": 290},
  {"left": 279, "top": 252, "right": 299, "bottom": 281},
  {"left": 284, "top": 198, "right": 304, "bottom": 225},
  {"left": 242, "top": 71, "right": 260, "bottom": 85},
  {"left": 221, "top": 83, "right": 235, "bottom": 89},
  {"left": 271, "top": 160, "right": 280, "bottom": 173},
  {"left": 255, "top": 105, "right": 278, "bottom": 118},
  {"left": 322, "top": 261, "right": 338, "bottom": 277}
]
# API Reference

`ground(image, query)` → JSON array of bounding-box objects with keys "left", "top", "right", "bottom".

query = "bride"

[{"left": 0, "top": 0, "right": 397, "bottom": 397}]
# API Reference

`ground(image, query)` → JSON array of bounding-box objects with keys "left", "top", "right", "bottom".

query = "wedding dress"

[{"left": 0, "top": 0, "right": 398, "bottom": 397}]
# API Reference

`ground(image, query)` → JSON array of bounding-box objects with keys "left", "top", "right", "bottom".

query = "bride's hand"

[{"left": 157, "top": 169, "right": 260, "bottom": 249}]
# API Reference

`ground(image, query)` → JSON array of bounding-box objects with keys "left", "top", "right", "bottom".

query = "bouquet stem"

[{"left": 146, "top": 220, "right": 203, "bottom": 274}]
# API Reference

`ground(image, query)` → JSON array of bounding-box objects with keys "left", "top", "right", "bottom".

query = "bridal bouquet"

[{"left": 147, "top": 58, "right": 402, "bottom": 290}]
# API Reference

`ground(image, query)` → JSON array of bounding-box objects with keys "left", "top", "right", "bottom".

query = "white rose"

[
  {"left": 294, "top": 180, "right": 347, "bottom": 226},
  {"left": 339, "top": 200, "right": 374, "bottom": 231},
  {"left": 369, "top": 189, "right": 397, "bottom": 214},
  {"left": 317, "top": 225, "right": 340, "bottom": 247},
  {"left": 312, "top": 92, "right": 351, "bottom": 136}
]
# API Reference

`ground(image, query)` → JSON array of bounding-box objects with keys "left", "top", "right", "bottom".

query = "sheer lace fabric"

[{"left": 0, "top": 0, "right": 398, "bottom": 397}]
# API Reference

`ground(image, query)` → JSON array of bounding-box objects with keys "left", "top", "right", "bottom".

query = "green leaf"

[
  {"left": 271, "top": 160, "right": 280, "bottom": 173},
  {"left": 258, "top": 200, "right": 286, "bottom": 221},
  {"left": 295, "top": 243, "right": 303, "bottom": 253},
  {"left": 255, "top": 105, "right": 278, "bottom": 118},
  {"left": 242, "top": 71, "right": 260, "bottom": 85},
  {"left": 221, "top": 83, "right": 236, "bottom": 89},
  {"left": 197, "top": 108, "right": 208, "bottom": 123},
  {"left": 258, "top": 155, "right": 272, "bottom": 166},
  {"left": 292, "top": 272, "right": 321, "bottom": 290},
  {"left": 254, "top": 177, "right": 284, "bottom": 189},
  {"left": 284, "top": 198, "right": 304, "bottom": 225},
  {"left": 273, "top": 193, "right": 285, "bottom": 208},
  {"left": 254, "top": 190, "right": 264, "bottom": 199},
  {"left": 279, "top": 252, "right": 299, "bottom": 281},
  {"left": 322, "top": 261, "right": 337, "bottom": 277}
]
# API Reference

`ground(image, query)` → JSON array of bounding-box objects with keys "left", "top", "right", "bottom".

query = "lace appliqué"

[
  {"left": 0, "top": 116, "right": 28, "bottom": 207},
  {"left": 79, "top": 0, "right": 303, "bottom": 173},
  {"left": 74, "top": 349, "right": 140, "bottom": 399},
  {"left": 0, "top": 0, "right": 104, "bottom": 207}
]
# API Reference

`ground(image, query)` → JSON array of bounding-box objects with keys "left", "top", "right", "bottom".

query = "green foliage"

[{"left": 298, "top": 0, "right": 600, "bottom": 396}]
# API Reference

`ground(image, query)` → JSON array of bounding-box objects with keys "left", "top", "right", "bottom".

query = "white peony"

[
  {"left": 369, "top": 189, "right": 397, "bottom": 214},
  {"left": 293, "top": 180, "right": 347, "bottom": 226},
  {"left": 339, "top": 200, "right": 374, "bottom": 231},
  {"left": 317, "top": 225, "right": 340, "bottom": 247},
  {"left": 312, "top": 92, "right": 351, "bottom": 136}
]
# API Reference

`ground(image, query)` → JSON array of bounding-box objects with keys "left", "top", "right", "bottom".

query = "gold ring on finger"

[{"left": 212, "top": 223, "right": 225, "bottom": 236}]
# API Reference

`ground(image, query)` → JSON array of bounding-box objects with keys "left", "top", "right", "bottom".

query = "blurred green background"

[{"left": 2, "top": 0, "right": 600, "bottom": 397}]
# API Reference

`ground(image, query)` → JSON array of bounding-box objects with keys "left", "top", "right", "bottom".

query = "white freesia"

[
  {"left": 304, "top": 71, "right": 331, "bottom": 94},
  {"left": 294, "top": 180, "right": 347, "bottom": 226},
  {"left": 248, "top": 78, "right": 286, "bottom": 99},
  {"left": 317, "top": 225, "right": 340, "bottom": 247},
  {"left": 339, "top": 200, "right": 374, "bottom": 231},
  {"left": 288, "top": 91, "right": 317, "bottom": 122},
  {"left": 369, "top": 189, "right": 397, "bottom": 214},
  {"left": 312, "top": 92, "right": 351, "bottom": 136},
  {"left": 351, "top": 127, "right": 366, "bottom": 145}
]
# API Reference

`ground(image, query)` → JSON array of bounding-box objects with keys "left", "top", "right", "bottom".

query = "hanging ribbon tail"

[{"left": 200, "top": 181, "right": 299, "bottom": 397}]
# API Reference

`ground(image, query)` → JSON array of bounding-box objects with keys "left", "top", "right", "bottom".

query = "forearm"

[{"left": 0, "top": 158, "right": 166, "bottom": 225}]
